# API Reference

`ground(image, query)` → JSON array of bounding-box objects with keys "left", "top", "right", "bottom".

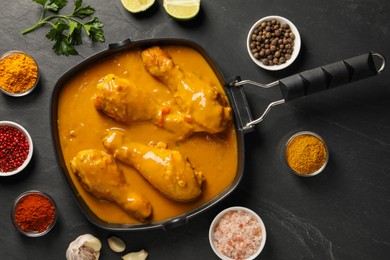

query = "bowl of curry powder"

[
  {"left": 0, "top": 51, "right": 39, "bottom": 97},
  {"left": 285, "top": 131, "right": 329, "bottom": 177}
]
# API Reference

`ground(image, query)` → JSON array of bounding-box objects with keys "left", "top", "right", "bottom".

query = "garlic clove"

[
  {"left": 108, "top": 236, "right": 126, "bottom": 253},
  {"left": 122, "top": 249, "right": 148, "bottom": 260}
]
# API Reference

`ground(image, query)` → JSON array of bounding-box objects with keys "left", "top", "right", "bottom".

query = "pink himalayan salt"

[{"left": 213, "top": 209, "right": 262, "bottom": 260}]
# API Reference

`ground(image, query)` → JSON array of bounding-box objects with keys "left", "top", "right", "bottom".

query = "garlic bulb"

[{"left": 66, "top": 234, "right": 102, "bottom": 260}]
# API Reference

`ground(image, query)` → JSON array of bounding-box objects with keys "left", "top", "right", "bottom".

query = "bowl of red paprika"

[
  {"left": 11, "top": 190, "right": 57, "bottom": 237},
  {"left": 0, "top": 121, "right": 33, "bottom": 177},
  {"left": 0, "top": 50, "right": 39, "bottom": 97}
]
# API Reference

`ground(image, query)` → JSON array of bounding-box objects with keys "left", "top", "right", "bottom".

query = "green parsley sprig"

[{"left": 22, "top": 0, "right": 105, "bottom": 56}]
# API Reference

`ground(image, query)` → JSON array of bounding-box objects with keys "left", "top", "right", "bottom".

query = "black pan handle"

[
  {"left": 225, "top": 76, "right": 256, "bottom": 133},
  {"left": 278, "top": 52, "right": 386, "bottom": 102}
]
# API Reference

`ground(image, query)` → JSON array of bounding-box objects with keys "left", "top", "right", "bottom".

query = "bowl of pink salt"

[{"left": 209, "top": 206, "right": 266, "bottom": 260}]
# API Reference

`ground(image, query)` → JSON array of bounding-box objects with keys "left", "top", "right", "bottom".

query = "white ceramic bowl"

[
  {"left": 0, "top": 121, "right": 33, "bottom": 176},
  {"left": 209, "top": 206, "right": 266, "bottom": 260},
  {"left": 0, "top": 50, "right": 39, "bottom": 97},
  {"left": 247, "top": 15, "right": 301, "bottom": 70},
  {"left": 11, "top": 190, "right": 57, "bottom": 237},
  {"left": 285, "top": 131, "right": 329, "bottom": 177}
]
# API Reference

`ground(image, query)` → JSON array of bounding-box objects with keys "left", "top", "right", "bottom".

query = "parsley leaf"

[
  {"left": 74, "top": 4, "right": 95, "bottom": 18},
  {"left": 84, "top": 17, "right": 105, "bottom": 42},
  {"left": 23, "top": 0, "right": 105, "bottom": 56},
  {"left": 74, "top": 0, "right": 82, "bottom": 10},
  {"left": 46, "top": 19, "right": 78, "bottom": 56},
  {"left": 68, "top": 22, "right": 83, "bottom": 46},
  {"left": 47, "top": 0, "right": 68, "bottom": 12}
]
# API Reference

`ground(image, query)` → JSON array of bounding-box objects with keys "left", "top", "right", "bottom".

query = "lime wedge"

[
  {"left": 163, "top": 0, "right": 201, "bottom": 20},
  {"left": 121, "top": 0, "right": 155, "bottom": 13}
]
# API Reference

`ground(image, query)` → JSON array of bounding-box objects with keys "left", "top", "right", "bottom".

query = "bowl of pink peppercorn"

[{"left": 0, "top": 121, "right": 33, "bottom": 177}]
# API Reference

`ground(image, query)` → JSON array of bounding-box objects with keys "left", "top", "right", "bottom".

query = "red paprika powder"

[{"left": 13, "top": 192, "right": 56, "bottom": 234}]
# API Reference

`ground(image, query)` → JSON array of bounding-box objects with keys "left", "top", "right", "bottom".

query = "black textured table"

[{"left": 1, "top": 0, "right": 390, "bottom": 259}]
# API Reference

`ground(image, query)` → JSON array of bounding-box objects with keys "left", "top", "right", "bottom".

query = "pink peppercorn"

[{"left": 0, "top": 125, "right": 29, "bottom": 173}]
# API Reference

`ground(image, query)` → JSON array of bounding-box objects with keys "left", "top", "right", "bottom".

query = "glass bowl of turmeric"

[
  {"left": 0, "top": 50, "right": 39, "bottom": 97},
  {"left": 285, "top": 131, "right": 329, "bottom": 177},
  {"left": 11, "top": 190, "right": 57, "bottom": 237}
]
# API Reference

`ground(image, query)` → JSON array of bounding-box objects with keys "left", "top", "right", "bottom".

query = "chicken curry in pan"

[{"left": 57, "top": 45, "right": 238, "bottom": 224}]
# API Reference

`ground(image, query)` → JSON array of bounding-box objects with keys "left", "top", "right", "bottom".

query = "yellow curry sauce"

[{"left": 57, "top": 46, "right": 238, "bottom": 224}]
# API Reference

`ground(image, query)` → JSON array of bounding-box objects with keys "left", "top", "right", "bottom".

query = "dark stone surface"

[{"left": 1, "top": 0, "right": 389, "bottom": 259}]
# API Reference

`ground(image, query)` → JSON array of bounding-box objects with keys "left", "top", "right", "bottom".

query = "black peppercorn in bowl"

[
  {"left": 0, "top": 50, "right": 40, "bottom": 97},
  {"left": 11, "top": 190, "right": 57, "bottom": 237},
  {"left": 0, "top": 121, "right": 33, "bottom": 177},
  {"left": 247, "top": 15, "right": 301, "bottom": 71}
]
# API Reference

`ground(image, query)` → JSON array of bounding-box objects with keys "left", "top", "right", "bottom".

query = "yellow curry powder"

[
  {"left": 0, "top": 53, "right": 38, "bottom": 94},
  {"left": 286, "top": 134, "right": 327, "bottom": 174}
]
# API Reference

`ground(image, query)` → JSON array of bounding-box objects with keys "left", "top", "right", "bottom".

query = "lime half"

[
  {"left": 163, "top": 0, "right": 201, "bottom": 20},
  {"left": 121, "top": 0, "right": 155, "bottom": 13}
]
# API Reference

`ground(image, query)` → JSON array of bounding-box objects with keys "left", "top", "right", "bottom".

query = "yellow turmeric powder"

[
  {"left": 286, "top": 133, "right": 327, "bottom": 175},
  {"left": 0, "top": 52, "right": 38, "bottom": 94}
]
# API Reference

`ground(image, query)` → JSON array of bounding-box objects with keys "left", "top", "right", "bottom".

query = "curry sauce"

[{"left": 57, "top": 46, "right": 238, "bottom": 224}]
